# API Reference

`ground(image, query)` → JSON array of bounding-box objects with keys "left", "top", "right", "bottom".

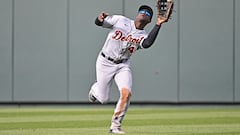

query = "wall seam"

[
  {"left": 122, "top": 0, "right": 125, "bottom": 15},
  {"left": 66, "top": 0, "right": 70, "bottom": 101},
  {"left": 233, "top": 0, "right": 236, "bottom": 102},
  {"left": 177, "top": 0, "right": 181, "bottom": 102},
  {"left": 11, "top": 0, "right": 15, "bottom": 101}
]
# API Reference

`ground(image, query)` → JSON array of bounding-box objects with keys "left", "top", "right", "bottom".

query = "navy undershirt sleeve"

[
  {"left": 142, "top": 24, "right": 161, "bottom": 48},
  {"left": 95, "top": 17, "right": 103, "bottom": 26}
]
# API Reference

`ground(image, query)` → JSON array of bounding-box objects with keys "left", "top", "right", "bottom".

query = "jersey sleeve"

[{"left": 102, "top": 15, "right": 122, "bottom": 28}]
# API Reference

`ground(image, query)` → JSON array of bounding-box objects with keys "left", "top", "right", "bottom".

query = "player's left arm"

[
  {"left": 142, "top": 4, "right": 172, "bottom": 49},
  {"left": 141, "top": 25, "right": 161, "bottom": 48}
]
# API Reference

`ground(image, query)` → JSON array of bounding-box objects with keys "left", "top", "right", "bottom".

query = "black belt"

[{"left": 101, "top": 52, "right": 127, "bottom": 64}]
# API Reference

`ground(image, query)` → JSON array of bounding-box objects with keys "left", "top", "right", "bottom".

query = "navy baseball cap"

[{"left": 138, "top": 5, "right": 153, "bottom": 19}]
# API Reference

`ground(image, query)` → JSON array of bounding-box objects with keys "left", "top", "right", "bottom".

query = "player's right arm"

[
  {"left": 95, "top": 12, "right": 109, "bottom": 26},
  {"left": 95, "top": 12, "right": 122, "bottom": 28}
]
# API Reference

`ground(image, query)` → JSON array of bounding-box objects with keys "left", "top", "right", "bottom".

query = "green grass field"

[{"left": 0, "top": 106, "right": 240, "bottom": 135}]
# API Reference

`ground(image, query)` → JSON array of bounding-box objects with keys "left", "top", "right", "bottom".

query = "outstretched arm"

[
  {"left": 142, "top": 25, "right": 161, "bottom": 48},
  {"left": 142, "top": 2, "right": 173, "bottom": 49},
  {"left": 141, "top": 15, "right": 170, "bottom": 48}
]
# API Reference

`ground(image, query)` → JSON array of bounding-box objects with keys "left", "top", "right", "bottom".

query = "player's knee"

[
  {"left": 120, "top": 88, "right": 131, "bottom": 100},
  {"left": 99, "top": 97, "right": 110, "bottom": 104}
]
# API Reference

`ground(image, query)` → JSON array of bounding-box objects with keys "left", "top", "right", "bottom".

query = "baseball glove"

[{"left": 156, "top": 0, "right": 174, "bottom": 20}]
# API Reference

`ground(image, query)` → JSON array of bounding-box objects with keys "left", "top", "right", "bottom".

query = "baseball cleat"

[
  {"left": 88, "top": 91, "right": 97, "bottom": 103},
  {"left": 109, "top": 128, "right": 125, "bottom": 134}
]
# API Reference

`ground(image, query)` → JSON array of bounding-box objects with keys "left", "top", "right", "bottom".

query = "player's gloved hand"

[
  {"left": 98, "top": 12, "right": 109, "bottom": 22},
  {"left": 156, "top": 0, "right": 174, "bottom": 26}
]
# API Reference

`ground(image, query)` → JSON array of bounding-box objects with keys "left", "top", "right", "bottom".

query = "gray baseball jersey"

[{"left": 101, "top": 15, "right": 148, "bottom": 60}]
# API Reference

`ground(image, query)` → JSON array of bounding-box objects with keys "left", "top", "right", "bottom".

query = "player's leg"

[
  {"left": 89, "top": 77, "right": 113, "bottom": 103},
  {"left": 89, "top": 56, "right": 116, "bottom": 104},
  {"left": 110, "top": 65, "right": 132, "bottom": 133},
  {"left": 110, "top": 88, "right": 131, "bottom": 133}
]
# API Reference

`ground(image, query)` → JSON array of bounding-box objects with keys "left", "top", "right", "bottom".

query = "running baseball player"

[{"left": 89, "top": 4, "right": 171, "bottom": 134}]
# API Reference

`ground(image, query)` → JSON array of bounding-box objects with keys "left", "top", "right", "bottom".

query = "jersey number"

[{"left": 128, "top": 47, "right": 135, "bottom": 54}]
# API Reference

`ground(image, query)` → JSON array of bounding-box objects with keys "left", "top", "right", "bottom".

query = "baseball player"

[{"left": 89, "top": 4, "right": 170, "bottom": 134}]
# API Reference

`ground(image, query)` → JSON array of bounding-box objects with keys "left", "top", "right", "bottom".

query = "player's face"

[{"left": 136, "top": 9, "right": 151, "bottom": 23}]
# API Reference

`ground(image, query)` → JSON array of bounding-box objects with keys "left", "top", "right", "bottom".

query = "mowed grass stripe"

[
  {"left": 1, "top": 110, "right": 240, "bottom": 123},
  {"left": 0, "top": 124, "right": 240, "bottom": 135},
  {"left": 0, "top": 117, "right": 239, "bottom": 130},
  {"left": 0, "top": 114, "right": 111, "bottom": 123},
  {"left": 1, "top": 108, "right": 239, "bottom": 123},
  {"left": 0, "top": 107, "right": 240, "bottom": 135},
  {"left": 1, "top": 113, "right": 239, "bottom": 123},
  {"left": 0, "top": 127, "right": 109, "bottom": 135},
  {"left": 126, "top": 111, "right": 240, "bottom": 119},
  {"left": 1, "top": 107, "right": 239, "bottom": 115},
  {"left": 127, "top": 108, "right": 240, "bottom": 114},
  {"left": 125, "top": 124, "right": 240, "bottom": 135},
  {"left": 0, "top": 108, "right": 239, "bottom": 118},
  {"left": 0, "top": 109, "right": 113, "bottom": 117},
  {"left": 0, "top": 120, "right": 110, "bottom": 130}
]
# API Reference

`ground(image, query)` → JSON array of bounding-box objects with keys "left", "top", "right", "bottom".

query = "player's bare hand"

[
  {"left": 156, "top": 15, "right": 169, "bottom": 25},
  {"left": 98, "top": 12, "right": 109, "bottom": 22}
]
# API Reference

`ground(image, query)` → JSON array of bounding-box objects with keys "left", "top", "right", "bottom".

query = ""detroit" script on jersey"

[{"left": 112, "top": 30, "right": 144, "bottom": 44}]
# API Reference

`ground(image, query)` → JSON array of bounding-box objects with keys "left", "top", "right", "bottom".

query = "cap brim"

[{"left": 138, "top": 5, "right": 153, "bottom": 16}]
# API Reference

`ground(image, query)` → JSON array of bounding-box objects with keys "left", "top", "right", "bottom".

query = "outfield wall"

[{"left": 0, "top": 0, "right": 239, "bottom": 103}]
